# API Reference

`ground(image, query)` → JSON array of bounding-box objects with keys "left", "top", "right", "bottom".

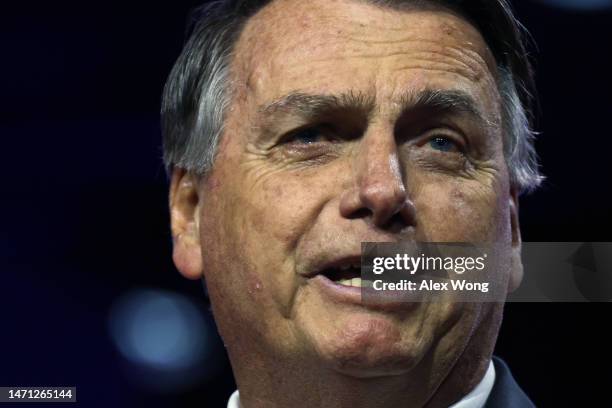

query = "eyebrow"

[
  {"left": 260, "top": 90, "right": 376, "bottom": 119},
  {"left": 258, "top": 88, "right": 493, "bottom": 126},
  {"left": 407, "top": 89, "right": 487, "bottom": 122}
]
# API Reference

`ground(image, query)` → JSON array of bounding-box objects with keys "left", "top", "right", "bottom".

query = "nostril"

[
  {"left": 344, "top": 208, "right": 372, "bottom": 220},
  {"left": 339, "top": 182, "right": 413, "bottom": 228},
  {"left": 381, "top": 212, "right": 410, "bottom": 233}
]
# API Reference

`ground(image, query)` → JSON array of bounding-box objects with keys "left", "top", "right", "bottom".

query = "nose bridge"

[
  {"left": 357, "top": 124, "right": 403, "bottom": 185},
  {"left": 354, "top": 125, "right": 407, "bottom": 222}
]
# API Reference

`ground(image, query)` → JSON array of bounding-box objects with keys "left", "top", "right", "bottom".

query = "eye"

[
  {"left": 286, "top": 127, "right": 326, "bottom": 145},
  {"left": 427, "top": 136, "right": 461, "bottom": 153}
]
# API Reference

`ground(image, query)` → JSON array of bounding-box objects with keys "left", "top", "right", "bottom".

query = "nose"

[{"left": 339, "top": 130, "right": 416, "bottom": 229}]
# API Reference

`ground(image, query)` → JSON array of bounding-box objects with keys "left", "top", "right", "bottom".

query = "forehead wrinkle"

[
  {"left": 234, "top": 0, "right": 496, "bottom": 78},
  {"left": 229, "top": 0, "right": 501, "bottom": 131},
  {"left": 303, "top": 39, "right": 492, "bottom": 84}
]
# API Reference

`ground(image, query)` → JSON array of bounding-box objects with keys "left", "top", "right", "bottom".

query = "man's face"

[{"left": 171, "top": 0, "right": 520, "bottom": 380}]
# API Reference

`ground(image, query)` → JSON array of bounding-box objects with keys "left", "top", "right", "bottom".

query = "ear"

[
  {"left": 507, "top": 187, "right": 523, "bottom": 293},
  {"left": 169, "top": 168, "right": 203, "bottom": 280}
]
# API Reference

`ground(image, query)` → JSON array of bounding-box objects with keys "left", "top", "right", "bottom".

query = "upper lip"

[
  {"left": 301, "top": 254, "right": 362, "bottom": 278},
  {"left": 297, "top": 230, "right": 416, "bottom": 279}
]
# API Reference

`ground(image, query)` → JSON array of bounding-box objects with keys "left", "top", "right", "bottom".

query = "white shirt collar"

[
  {"left": 227, "top": 389, "right": 240, "bottom": 408},
  {"left": 227, "top": 360, "right": 495, "bottom": 408},
  {"left": 449, "top": 360, "right": 496, "bottom": 408}
]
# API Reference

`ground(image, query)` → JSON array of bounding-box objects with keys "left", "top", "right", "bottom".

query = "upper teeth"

[{"left": 336, "top": 277, "right": 373, "bottom": 288}]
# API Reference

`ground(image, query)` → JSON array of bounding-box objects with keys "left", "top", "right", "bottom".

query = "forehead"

[{"left": 230, "top": 0, "right": 499, "bottom": 117}]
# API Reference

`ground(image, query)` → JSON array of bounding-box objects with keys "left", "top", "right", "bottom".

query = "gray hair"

[{"left": 161, "top": 0, "right": 544, "bottom": 193}]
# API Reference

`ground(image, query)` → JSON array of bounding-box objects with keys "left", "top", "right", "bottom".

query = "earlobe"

[
  {"left": 169, "top": 168, "right": 203, "bottom": 280},
  {"left": 508, "top": 188, "right": 523, "bottom": 293}
]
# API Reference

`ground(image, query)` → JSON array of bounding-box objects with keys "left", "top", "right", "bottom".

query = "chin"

[{"left": 308, "top": 313, "right": 428, "bottom": 378}]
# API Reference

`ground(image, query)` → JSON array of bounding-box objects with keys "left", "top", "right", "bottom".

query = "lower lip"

[
  {"left": 309, "top": 275, "right": 420, "bottom": 310},
  {"left": 311, "top": 274, "right": 362, "bottom": 301}
]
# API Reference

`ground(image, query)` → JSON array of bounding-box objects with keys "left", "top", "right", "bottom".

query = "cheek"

[
  {"left": 242, "top": 159, "right": 345, "bottom": 245},
  {"left": 207, "top": 164, "right": 336, "bottom": 313},
  {"left": 254, "top": 180, "right": 316, "bottom": 242},
  {"left": 412, "top": 175, "right": 509, "bottom": 243}
]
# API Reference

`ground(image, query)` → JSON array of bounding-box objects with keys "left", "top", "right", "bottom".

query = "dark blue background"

[{"left": 2, "top": 1, "right": 611, "bottom": 406}]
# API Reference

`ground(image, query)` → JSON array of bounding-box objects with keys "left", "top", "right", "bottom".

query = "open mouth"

[{"left": 319, "top": 264, "right": 372, "bottom": 288}]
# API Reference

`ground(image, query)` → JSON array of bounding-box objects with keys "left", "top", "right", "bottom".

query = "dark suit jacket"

[{"left": 484, "top": 356, "right": 535, "bottom": 407}]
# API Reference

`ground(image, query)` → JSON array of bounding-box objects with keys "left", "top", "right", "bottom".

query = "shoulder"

[{"left": 485, "top": 356, "right": 536, "bottom": 408}]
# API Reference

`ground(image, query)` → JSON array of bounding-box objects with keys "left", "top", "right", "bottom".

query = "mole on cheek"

[
  {"left": 248, "top": 277, "right": 263, "bottom": 295},
  {"left": 273, "top": 185, "right": 285, "bottom": 199},
  {"left": 452, "top": 187, "right": 466, "bottom": 203}
]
